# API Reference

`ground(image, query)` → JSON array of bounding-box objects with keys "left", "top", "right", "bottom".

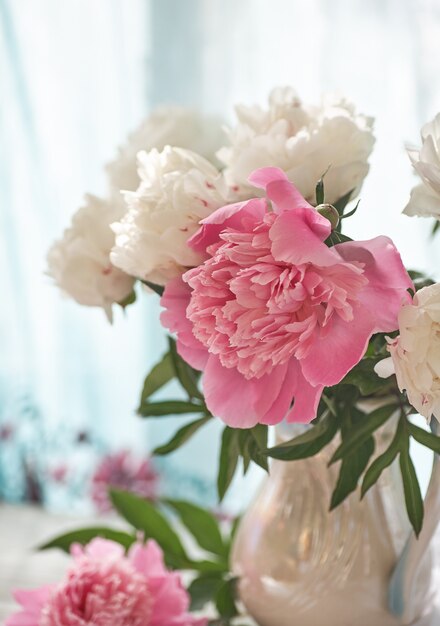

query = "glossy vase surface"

[{"left": 232, "top": 422, "right": 438, "bottom": 626}]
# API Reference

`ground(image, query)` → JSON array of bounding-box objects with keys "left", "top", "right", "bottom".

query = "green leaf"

[
  {"left": 139, "top": 353, "right": 174, "bottom": 404},
  {"left": 109, "top": 489, "right": 189, "bottom": 564},
  {"left": 118, "top": 288, "right": 137, "bottom": 309},
  {"left": 138, "top": 400, "right": 206, "bottom": 418},
  {"left": 315, "top": 178, "right": 325, "bottom": 205},
  {"left": 250, "top": 424, "right": 268, "bottom": 449},
  {"left": 188, "top": 574, "right": 224, "bottom": 610},
  {"left": 333, "top": 188, "right": 355, "bottom": 216},
  {"left": 339, "top": 199, "right": 360, "bottom": 221},
  {"left": 141, "top": 279, "right": 164, "bottom": 296},
  {"left": 361, "top": 421, "right": 403, "bottom": 497},
  {"left": 432, "top": 220, "right": 440, "bottom": 236},
  {"left": 399, "top": 436, "right": 424, "bottom": 537},
  {"left": 330, "top": 404, "right": 396, "bottom": 464},
  {"left": 215, "top": 578, "right": 239, "bottom": 619},
  {"left": 168, "top": 337, "right": 202, "bottom": 399},
  {"left": 39, "top": 527, "right": 135, "bottom": 553},
  {"left": 153, "top": 416, "right": 212, "bottom": 456},
  {"left": 265, "top": 413, "right": 338, "bottom": 461},
  {"left": 218, "top": 427, "right": 240, "bottom": 501},
  {"left": 330, "top": 436, "right": 375, "bottom": 510},
  {"left": 408, "top": 422, "right": 440, "bottom": 454},
  {"left": 164, "top": 499, "right": 226, "bottom": 558},
  {"left": 340, "top": 357, "right": 387, "bottom": 395}
]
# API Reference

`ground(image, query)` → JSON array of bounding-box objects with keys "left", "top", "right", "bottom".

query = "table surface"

[{"left": 0, "top": 504, "right": 439, "bottom": 626}]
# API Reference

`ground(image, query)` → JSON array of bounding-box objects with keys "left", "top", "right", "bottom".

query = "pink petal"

[
  {"left": 260, "top": 359, "right": 303, "bottom": 424},
  {"left": 202, "top": 356, "right": 289, "bottom": 427},
  {"left": 300, "top": 308, "right": 375, "bottom": 387},
  {"left": 270, "top": 208, "right": 339, "bottom": 266},
  {"left": 6, "top": 587, "right": 53, "bottom": 626},
  {"left": 188, "top": 198, "right": 267, "bottom": 253},
  {"left": 149, "top": 574, "right": 189, "bottom": 626},
  {"left": 129, "top": 540, "right": 167, "bottom": 578},
  {"left": 248, "top": 167, "right": 313, "bottom": 212},
  {"left": 334, "top": 236, "right": 413, "bottom": 330},
  {"left": 160, "top": 277, "right": 208, "bottom": 370},
  {"left": 248, "top": 166, "right": 289, "bottom": 188},
  {"left": 76, "top": 538, "right": 125, "bottom": 561},
  {"left": 286, "top": 369, "right": 324, "bottom": 424}
]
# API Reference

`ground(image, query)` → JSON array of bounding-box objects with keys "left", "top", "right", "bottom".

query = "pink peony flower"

[
  {"left": 91, "top": 450, "right": 159, "bottom": 513},
  {"left": 6, "top": 538, "right": 207, "bottom": 626},
  {"left": 161, "top": 167, "right": 412, "bottom": 427}
]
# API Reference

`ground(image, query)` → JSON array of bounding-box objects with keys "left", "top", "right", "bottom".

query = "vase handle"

[{"left": 388, "top": 423, "right": 440, "bottom": 623}]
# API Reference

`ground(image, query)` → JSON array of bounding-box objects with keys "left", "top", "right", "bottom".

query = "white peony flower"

[
  {"left": 218, "top": 86, "right": 375, "bottom": 205},
  {"left": 375, "top": 283, "right": 440, "bottom": 422},
  {"left": 47, "top": 194, "right": 135, "bottom": 321},
  {"left": 106, "top": 106, "right": 225, "bottom": 193},
  {"left": 110, "top": 146, "right": 228, "bottom": 285},
  {"left": 404, "top": 113, "right": 440, "bottom": 220}
]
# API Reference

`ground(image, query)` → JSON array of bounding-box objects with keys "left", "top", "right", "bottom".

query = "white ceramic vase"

[{"left": 232, "top": 421, "right": 440, "bottom": 626}]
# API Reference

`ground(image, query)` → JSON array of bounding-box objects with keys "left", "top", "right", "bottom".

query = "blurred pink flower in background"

[
  {"left": 6, "top": 538, "right": 207, "bottom": 626},
  {"left": 91, "top": 450, "right": 159, "bottom": 513}
]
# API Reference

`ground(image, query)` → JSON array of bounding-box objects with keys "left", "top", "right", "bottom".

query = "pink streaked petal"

[
  {"left": 188, "top": 198, "right": 267, "bottom": 253},
  {"left": 248, "top": 166, "right": 289, "bottom": 188},
  {"left": 149, "top": 574, "right": 189, "bottom": 625},
  {"left": 260, "top": 359, "right": 302, "bottom": 425},
  {"left": 270, "top": 208, "right": 339, "bottom": 266},
  {"left": 167, "top": 617, "right": 208, "bottom": 626},
  {"left": 160, "top": 276, "right": 208, "bottom": 371},
  {"left": 13, "top": 587, "right": 52, "bottom": 611},
  {"left": 129, "top": 540, "right": 167, "bottom": 578},
  {"left": 75, "top": 538, "right": 125, "bottom": 561},
  {"left": 334, "top": 236, "right": 413, "bottom": 330},
  {"left": 285, "top": 366, "right": 324, "bottom": 424},
  {"left": 334, "top": 236, "right": 413, "bottom": 290},
  {"left": 203, "top": 356, "right": 288, "bottom": 428},
  {"left": 5, "top": 613, "right": 40, "bottom": 626},
  {"left": 301, "top": 309, "right": 375, "bottom": 387},
  {"left": 248, "top": 167, "right": 313, "bottom": 212}
]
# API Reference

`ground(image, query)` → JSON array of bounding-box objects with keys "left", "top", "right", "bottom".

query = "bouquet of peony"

[
  {"left": 10, "top": 87, "right": 439, "bottom": 625},
  {"left": 47, "top": 87, "right": 440, "bottom": 529}
]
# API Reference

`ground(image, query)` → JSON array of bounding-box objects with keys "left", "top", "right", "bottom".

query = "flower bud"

[{"left": 316, "top": 203, "right": 339, "bottom": 229}]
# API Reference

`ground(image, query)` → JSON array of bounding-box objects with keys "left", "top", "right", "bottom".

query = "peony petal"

[
  {"left": 259, "top": 359, "right": 302, "bottom": 424},
  {"left": 149, "top": 574, "right": 189, "bottom": 625},
  {"left": 300, "top": 308, "right": 375, "bottom": 387},
  {"left": 129, "top": 540, "right": 167, "bottom": 577},
  {"left": 270, "top": 207, "right": 339, "bottom": 266},
  {"left": 78, "top": 538, "right": 125, "bottom": 561},
  {"left": 334, "top": 236, "right": 413, "bottom": 330},
  {"left": 248, "top": 167, "right": 314, "bottom": 212},
  {"left": 160, "top": 276, "right": 208, "bottom": 370},
  {"left": 188, "top": 198, "right": 267, "bottom": 253},
  {"left": 285, "top": 364, "right": 324, "bottom": 424},
  {"left": 203, "top": 355, "right": 289, "bottom": 427},
  {"left": 374, "top": 357, "right": 395, "bottom": 379}
]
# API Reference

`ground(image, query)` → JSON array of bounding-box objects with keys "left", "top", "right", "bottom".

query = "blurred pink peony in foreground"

[
  {"left": 6, "top": 538, "right": 207, "bottom": 626},
  {"left": 91, "top": 450, "right": 159, "bottom": 513},
  {"left": 161, "top": 167, "right": 412, "bottom": 427}
]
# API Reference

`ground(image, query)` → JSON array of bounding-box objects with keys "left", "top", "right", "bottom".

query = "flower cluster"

[{"left": 6, "top": 538, "right": 206, "bottom": 626}]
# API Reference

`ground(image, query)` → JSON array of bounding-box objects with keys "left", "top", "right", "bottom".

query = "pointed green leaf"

[
  {"left": 408, "top": 422, "right": 440, "bottom": 454},
  {"left": 109, "top": 489, "right": 188, "bottom": 564},
  {"left": 215, "top": 577, "right": 239, "bottom": 619},
  {"left": 330, "top": 404, "right": 396, "bottom": 464},
  {"left": 265, "top": 413, "right": 338, "bottom": 461},
  {"left": 168, "top": 337, "right": 202, "bottom": 399},
  {"left": 118, "top": 288, "right": 137, "bottom": 309},
  {"left": 218, "top": 428, "right": 240, "bottom": 501},
  {"left": 139, "top": 353, "right": 174, "bottom": 404},
  {"left": 153, "top": 416, "right": 212, "bottom": 456},
  {"left": 330, "top": 436, "right": 375, "bottom": 510},
  {"left": 399, "top": 439, "right": 424, "bottom": 537},
  {"left": 361, "top": 421, "right": 403, "bottom": 497},
  {"left": 333, "top": 188, "right": 355, "bottom": 216},
  {"left": 138, "top": 400, "right": 206, "bottom": 417},
  {"left": 39, "top": 527, "right": 135, "bottom": 553},
  {"left": 141, "top": 280, "right": 164, "bottom": 296},
  {"left": 340, "top": 357, "right": 387, "bottom": 395},
  {"left": 164, "top": 499, "right": 226, "bottom": 558},
  {"left": 188, "top": 574, "right": 224, "bottom": 610}
]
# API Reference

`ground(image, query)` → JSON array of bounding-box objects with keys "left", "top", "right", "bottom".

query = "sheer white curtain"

[{"left": 1, "top": 0, "right": 439, "bottom": 510}]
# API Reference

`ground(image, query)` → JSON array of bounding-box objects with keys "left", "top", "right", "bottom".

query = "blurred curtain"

[{"left": 1, "top": 0, "right": 439, "bottom": 511}]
